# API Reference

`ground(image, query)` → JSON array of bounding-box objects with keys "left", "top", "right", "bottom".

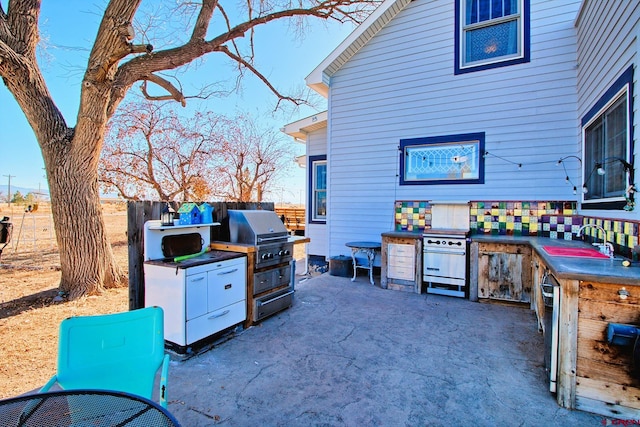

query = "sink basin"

[{"left": 542, "top": 246, "right": 610, "bottom": 259}]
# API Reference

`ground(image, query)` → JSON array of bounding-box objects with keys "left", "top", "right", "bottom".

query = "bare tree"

[
  {"left": 100, "top": 101, "right": 222, "bottom": 201},
  {"left": 101, "top": 103, "right": 295, "bottom": 203},
  {"left": 0, "top": 0, "right": 378, "bottom": 299},
  {"left": 212, "top": 114, "right": 295, "bottom": 202}
]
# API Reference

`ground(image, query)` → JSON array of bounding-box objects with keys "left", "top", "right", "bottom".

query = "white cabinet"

[{"left": 145, "top": 256, "right": 247, "bottom": 348}]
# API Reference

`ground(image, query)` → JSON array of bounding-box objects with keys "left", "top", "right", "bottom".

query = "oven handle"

[
  {"left": 257, "top": 290, "right": 294, "bottom": 306},
  {"left": 423, "top": 249, "right": 466, "bottom": 255},
  {"left": 217, "top": 268, "right": 239, "bottom": 275},
  {"left": 257, "top": 236, "right": 288, "bottom": 243}
]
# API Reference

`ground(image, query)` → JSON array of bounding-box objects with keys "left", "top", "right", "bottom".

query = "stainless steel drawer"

[{"left": 253, "top": 288, "right": 294, "bottom": 322}]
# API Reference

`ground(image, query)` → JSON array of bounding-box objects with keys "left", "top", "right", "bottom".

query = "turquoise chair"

[{"left": 40, "top": 307, "right": 170, "bottom": 408}]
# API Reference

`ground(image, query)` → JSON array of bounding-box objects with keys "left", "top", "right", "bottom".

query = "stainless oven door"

[{"left": 423, "top": 248, "right": 466, "bottom": 286}]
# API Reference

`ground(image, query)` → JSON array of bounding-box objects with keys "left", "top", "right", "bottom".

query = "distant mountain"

[{"left": 0, "top": 185, "right": 50, "bottom": 200}]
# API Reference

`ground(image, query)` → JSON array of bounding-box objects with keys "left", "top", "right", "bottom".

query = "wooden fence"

[
  {"left": 127, "top": 201, "right": 274, "bottom": 310},
  {"left": 274, "top": 207, "right": 306, "bottom": 235}
]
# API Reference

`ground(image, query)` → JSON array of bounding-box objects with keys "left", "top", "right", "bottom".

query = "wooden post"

[{"left": 556, "top": 278, "right": 579, "bottom": 409}]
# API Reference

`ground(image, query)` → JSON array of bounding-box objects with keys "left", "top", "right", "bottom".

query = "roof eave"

[
  {"left": 281, "top": 111, "right": 328, "bottom": 142},
  {"left": 305, "top": 0, "right": 413, "bottom": 97}
]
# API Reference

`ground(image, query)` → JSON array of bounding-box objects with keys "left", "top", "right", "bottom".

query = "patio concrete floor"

[{"left": 166, "top": 272, "right": 604, "bottom": 426}]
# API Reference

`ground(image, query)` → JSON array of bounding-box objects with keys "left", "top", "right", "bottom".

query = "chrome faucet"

[{"left": 576, "top": 224, "right": 614, "bottom": 258}]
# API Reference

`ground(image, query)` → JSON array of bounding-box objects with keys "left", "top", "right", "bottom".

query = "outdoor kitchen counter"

[
  {"left": 143, "top": 249, "right": 245, "bottom": 268},
  {"left": 470, "top": 235, "right": 640, "bottom": 286},
  {"left": 471, "top": 235, "right": 640, "bottom": 417}
]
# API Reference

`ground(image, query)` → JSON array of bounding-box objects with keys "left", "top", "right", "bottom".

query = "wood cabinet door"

[{"left": 478, "top": 249, "right": 531, "bottom": 303}]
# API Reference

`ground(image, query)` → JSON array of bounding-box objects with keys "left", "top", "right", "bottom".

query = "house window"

[
  {"left": 581, "top": 66, "right": 634, "bottom": 210},
  {"left": 308, "top": 155, "right": 326, "bottom": 222},
  {"left": 400, "top": 133, "right": 485, "bottom": 185},
  {"left": 455, "top": 0, "right": 530, "bottom": 74}
]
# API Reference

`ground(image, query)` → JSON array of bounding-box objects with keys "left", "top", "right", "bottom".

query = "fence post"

[{"left": 127, "top": 201, "right": 161, "bottom": 310}]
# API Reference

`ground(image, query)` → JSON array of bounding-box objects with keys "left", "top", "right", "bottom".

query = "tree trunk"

[{"left": 45, "top": 134, "right": 125, "bottom": 299}]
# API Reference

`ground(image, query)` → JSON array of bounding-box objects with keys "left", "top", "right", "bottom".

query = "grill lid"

[{"left": 228, "top": 210, "right": 289, "bottom": 244}]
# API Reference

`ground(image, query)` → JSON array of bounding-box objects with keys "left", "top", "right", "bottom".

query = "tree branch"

[
  {"left": 4, "top": 0, "right": 40, "bottom": 56},
  {"left": 107, "top": 0, "right": 379, "bottom": 115},
  {"left": 191, "top": 0, "right": 218, "bottom": 41},
  {"left": 216, "top": 45, "right": 306, "bottom": 107},
  {"left": 140, "top": 75, "right": 186, "bottom": 106}
]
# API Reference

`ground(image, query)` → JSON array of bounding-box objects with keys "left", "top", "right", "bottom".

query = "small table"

[
  {"left": 0, "top": 389, "right": 181, "bottom": 426},
  {"left": 346, "top": 241, "right": 381, "bottom": 285}
]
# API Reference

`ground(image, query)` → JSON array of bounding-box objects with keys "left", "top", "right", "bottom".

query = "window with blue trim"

[
  {"left": 308, "top": 155, "right": 326, "bottom": 222},
  {"left": 455, "top": 0, "right": 530, "bottom": 74},
  {"left": 400, "top": 133, "right": 485, "bottom": 185},
  {"left": 581, "top": 66, "right": 634, "bottom": 210}
]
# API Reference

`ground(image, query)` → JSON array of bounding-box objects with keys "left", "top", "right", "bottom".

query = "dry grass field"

[{"left": 0, "top": 202, "right": 129, "bottom": 399}]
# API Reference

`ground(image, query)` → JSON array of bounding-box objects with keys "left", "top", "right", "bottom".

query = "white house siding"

[
  {"left": 325, "top": 0, "right": 582, "bottom": 257},
  {"left": 306, "top": 126, "right": 329, "bottom": 258},
  {"left": 575, "top": 0, "right": 640, "bottom": 222}
]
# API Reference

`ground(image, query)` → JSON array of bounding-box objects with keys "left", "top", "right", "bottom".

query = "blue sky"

[{"left": 0, "top": 1, "right": 355, "bottom": 204}]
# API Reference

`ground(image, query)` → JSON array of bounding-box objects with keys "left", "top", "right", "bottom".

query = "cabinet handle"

[
  {"left": 190, "top": 276, "right": 205, "bottom": 282},
  {"left": 424, "top": 249, "right": 466, "bottom": 255},
  {"left": 208, "top": 310, "right": 230, "bottom": 319},
  {"left": 217, "top": 268, "right": 238, "bottom": 275},
  {"left": 257, "top": 290, "right": 294, "bottom": 306}
]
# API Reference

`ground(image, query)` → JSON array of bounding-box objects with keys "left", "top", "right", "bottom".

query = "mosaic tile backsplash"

[
  {"left": 394, "top": 201, "right": 431, "bottom": 233},
  {"left": 470, "top": 201, "right": 577, "bottom": 236},
  {"left": 394, "top": 200, "right": 640, "bottom": 258}
]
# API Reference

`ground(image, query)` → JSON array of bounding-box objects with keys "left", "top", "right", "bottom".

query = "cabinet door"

[
  {"left": 478, "top": 251, "right": 531, "bottom": 303},
  {"left": 207, "top": 260, "right": 246, "bottom": 311},
  {"left": 186, "top": 272, "right": 208, "bottom": 320}
]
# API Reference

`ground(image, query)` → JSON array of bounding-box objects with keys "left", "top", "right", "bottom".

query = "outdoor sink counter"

[
  {"left": 470, "top": 235, "right": 640, "bottom": 418},
  {"left": 471, "top": 235, "right": 640, "bottom": 286}
]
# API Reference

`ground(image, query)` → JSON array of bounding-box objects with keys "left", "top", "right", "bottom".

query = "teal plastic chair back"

[{"left": 40, "top": 307, "right": 170, "bottom": 408}]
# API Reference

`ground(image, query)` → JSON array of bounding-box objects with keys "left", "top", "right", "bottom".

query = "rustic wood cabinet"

[
  {"left": 381, "top": 232, "right": 423, "bottom": 293},
  {"left": 476, "top": 242, "right": 532, "bottom": 303},
  {"left": 531, "top": 253, "right": 640, "bottom": 417}
]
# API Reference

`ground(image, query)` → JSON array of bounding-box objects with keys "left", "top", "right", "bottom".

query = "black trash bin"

[{"left": 329, "top": 255, "right": 352, "bottom": 277}]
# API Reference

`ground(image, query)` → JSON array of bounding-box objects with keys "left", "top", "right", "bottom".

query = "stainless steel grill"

[
  {"left": 229, "top": 209, "right": 290, "bottom": 245},
  {"left": 227, "top": 209, "right": 294, "bottom": 322}
]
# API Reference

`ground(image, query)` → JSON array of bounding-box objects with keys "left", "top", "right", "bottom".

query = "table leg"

[
  {"left": 350, "top": 248, "right": 358, "bottom": 282},
  {"left": 366, "top": 248, "right": 375, "bottom": 285}
]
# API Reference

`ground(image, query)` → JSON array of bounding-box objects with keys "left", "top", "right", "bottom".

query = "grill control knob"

[{"left": 262, "top": 253, "right": 272, "bottom": 260}]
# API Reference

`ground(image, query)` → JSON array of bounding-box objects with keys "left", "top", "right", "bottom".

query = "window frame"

[
  {"left": 399, "top": 132, "right": 485, "bottom": 185},
  {"left": 454, "top": 0, "right": 530, "bottom": 75},
  {"left": 581, "top": 66, "right": 634, "bottom": 210},
  {"left": 308, "top": 155, "right": 327, "bottom": 223}
]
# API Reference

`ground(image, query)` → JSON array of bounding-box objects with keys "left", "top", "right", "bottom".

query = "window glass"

[
  {"left": 465, "top": 20, "right": 518, "bottom": 63},
  {"left": 583, "top": 94, "right": 628, "bottom": 202},
  {"left": 308, "top": 157, "right": 327, "bottom": 222},
  {"left": 456, "top": 0, "right": 528, "bottom": 74},
  {"left": 400, "top": 133, "right": 485, "bottom": 185}
]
